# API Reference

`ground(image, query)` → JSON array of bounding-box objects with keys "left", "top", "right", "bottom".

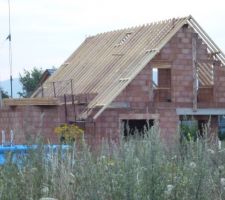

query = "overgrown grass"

[{"left": 0, "top": 126, "right": 225, "bottom": 200}]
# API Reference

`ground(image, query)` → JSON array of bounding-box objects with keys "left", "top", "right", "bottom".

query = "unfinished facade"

[{"left": 1, "top": 15, "right": 225, "bottom": 145}]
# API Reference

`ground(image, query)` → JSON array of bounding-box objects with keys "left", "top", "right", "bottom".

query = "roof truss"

[{"left": 91, "top": 16, "right": 225, "bottom": 120}]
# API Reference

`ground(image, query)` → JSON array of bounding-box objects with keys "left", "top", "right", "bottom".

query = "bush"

[
  {"left": 54, "top": 124, "right": 84, "bottom": 143},
  {"left": 0, "top": 127, "right": 224, "bottom": 199}
]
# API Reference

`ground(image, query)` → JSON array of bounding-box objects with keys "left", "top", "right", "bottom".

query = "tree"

[
  {"left": 18, "top": 67, "right": 43, "bottom": 97},
  {"left": 0, "top": 88, "right": 9, "bottom": 98}
]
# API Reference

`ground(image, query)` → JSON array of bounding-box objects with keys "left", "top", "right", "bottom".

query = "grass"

[{"left": 0, "top": 126, "right": 225, "bottom": 200}]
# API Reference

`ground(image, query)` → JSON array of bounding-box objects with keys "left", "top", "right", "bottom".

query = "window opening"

[{"left": 121, "top": 119, "right": 154, "bottom": 137}]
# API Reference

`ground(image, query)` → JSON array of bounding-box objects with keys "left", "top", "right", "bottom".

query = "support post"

[
  {"left": 41, "top": 86, "right": 44, "bottom": 97},
  {"left": 64, "top": 94, "right": 68, "bottom": 123},
  {"left": 53, "top": 82, "right": 56, "bottom": 97},
  {"left": 70, "top": 79, "right": 73, "bottom": 95},
  {"left": 70, "top": 79, "right": 76, "bottom": 121},
  {"left": 0, "top": 87, "right": 2, "bottom": 108},
  {"left": 1, "top": 130, "right": 5, "bottom": 146},
  {"left": 192, "top": 33, "right": 198, "bottom": 112},
  {"left": 72, "top": 94, "right": 76, "bottom": 121}
]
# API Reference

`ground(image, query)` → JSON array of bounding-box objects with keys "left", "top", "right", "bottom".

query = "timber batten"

[{"left": 3, "top": 98, "right": 59, "bottom": 106}]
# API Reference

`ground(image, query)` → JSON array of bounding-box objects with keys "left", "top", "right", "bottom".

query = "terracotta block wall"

[
  {"left": 88, "top": 25, "right": 219, "bottom": 146},
  {"left": 0, "top": 106, "right": 60, "bottom": 144},
  {"left": 158, "top": 69, "right": 171, "bottom": 87},
  {"left": 157, "top": 107, "right": 179, "bottom": 144},
  {"left": 198, "top": 87, "right": 213, "bottom": 103},
  {"left": 88, "top": 63, "right": 153, "bottom": 145},
  {"left": 214, "top": 66, "right": 225, "bottom": 104},
  {"left": 0, "top": 107, "right": 24, "bottom": 143},
  {"left": 114, "top": 63, "right": 152, "bottom": 110}
]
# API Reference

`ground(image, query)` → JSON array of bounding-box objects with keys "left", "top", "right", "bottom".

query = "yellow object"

[{"left": 54, "top": 123, "right": 84, "bottom": 143}]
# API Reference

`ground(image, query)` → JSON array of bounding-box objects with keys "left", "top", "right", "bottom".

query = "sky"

[{"left": 0, "top": 0, "right": 225, "bottom": 81}]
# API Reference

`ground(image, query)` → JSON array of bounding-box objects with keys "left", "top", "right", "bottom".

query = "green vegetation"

[
  {"left": 18, "top": 67, "right": 43, "bottom": 97},
  {"left": 54, "top": 123, "right": 84, "bottom": 143},
  {"left": 0, "top": 127, "right": 225, "bottom": 200},
  {"left": 0, "top": 87, "right": 9, "bottom": 98}
]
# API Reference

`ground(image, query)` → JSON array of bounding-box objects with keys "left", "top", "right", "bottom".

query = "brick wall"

[
  {"left": 87, "top": 25, "right": 223, "bottom": 146},
  {"left": 214, "top": 66, "right": 225, "bottom": 106},
  {"left": 0, "top": 24, "right": 224, "bottom": 146},
  {"left": 0, "top": 105, "right": 59, "bottom": 144}
]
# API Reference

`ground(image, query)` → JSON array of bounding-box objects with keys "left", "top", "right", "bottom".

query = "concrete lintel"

[
  {"left": 176, "top": 108, "right": 225, "bottom": 115},
  {"left": 108, "top": 102, "right": 130, "bottom": 109},
  {"left": 119, "top": 113, "right": 159, "bottom": 120}
]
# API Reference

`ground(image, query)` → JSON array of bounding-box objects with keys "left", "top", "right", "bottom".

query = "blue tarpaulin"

[{"left": 0, "top": 145, "right": 70, "bottom": 165}]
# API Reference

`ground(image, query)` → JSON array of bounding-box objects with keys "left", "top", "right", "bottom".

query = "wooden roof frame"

[
  {"left": 92, "top": 15, "right": 225, "bottom": 120},
  {"left": 32, "top": 16, "right": 225, "bottom": 120}
]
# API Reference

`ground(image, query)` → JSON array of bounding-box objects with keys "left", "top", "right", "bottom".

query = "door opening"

[{"left": 121, "top": 119, "right": 154, "bottom": 137}]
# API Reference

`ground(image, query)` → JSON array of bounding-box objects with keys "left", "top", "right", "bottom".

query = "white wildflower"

[
  {"left": 207, "top": 149, "right": 215, "bottom": 155},
  {"left": 41, "top": 186, "right": 49, "bottom": 195},
  {"left": 218, "top": 140, "right": 222, "bottom": 150},
  {"left": 69, "top": 172, "right": 75, "bottom": 184},
  {"left": 164, "top": 184, "right": 174, "bottom": 195},
  {"left": 221, "top": 178, "right": 225, "bottom": 187},
  {"left": 100, "top": 155, "right": 106, "bottom": 160},
  {"left": 189, "top": 162, "right": 197, "bottom": 169},
  {"left": 30, "top": 167, "right": 38, "bottom": 173},
  {"left": 171, "top": 155, "right": 177, "bottom": 160}
]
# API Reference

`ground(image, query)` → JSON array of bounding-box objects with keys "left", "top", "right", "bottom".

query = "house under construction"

[{"left": 1, "top": 15, "right": 225, "bottom": 145}]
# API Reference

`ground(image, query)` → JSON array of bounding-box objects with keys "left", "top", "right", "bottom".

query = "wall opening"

[
  {"left": 218, "top": 115, "right": 225, "bottom": 140},
  {"left": 121, "top": 119, "right": 154, "bottom": 137},
  {"left": 152, "top": 67, "right": 172, "bottom": 102}
]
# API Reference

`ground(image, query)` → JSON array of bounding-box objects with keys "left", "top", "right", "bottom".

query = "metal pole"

[
  {"left": 2, "top": 130, "right": 5, "bottom": 146},
  {"left": 10, "top": 129, "right": 14, "bottom": 146},
  {"left": 8, "top": 0, "right": 13, "bottom": 98},
  {"left": 41, "top": 86, "right": 44, "bottom": 97},
  {"left": 0, "top": 87, "right": 2, "bottom": 108},
  {"left": 53, "top": 82, "right": 56, "bottom": 97},
  {"left": 64, "top": 94, "right": 68, "bottom": 123},
  {"left": 70, "top": 79, "right": 73, "bottom": 95},
  {"left": 70, "top": 79, "right": 76, "bottom": 121}
]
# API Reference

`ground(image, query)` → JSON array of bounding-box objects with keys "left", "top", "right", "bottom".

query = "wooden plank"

[
  {"left": 198, "top": 72, "right": 211, "bottom": 85},
  {"left": 198, "top": 62, "right": 213, "bottom": 78},
  {"left": 198, "top": 68, "right": 212, "bottom": 85},
  {"left": 188, "top": 18, "right": 225, "bottom": 65},
  {"left": 150, "top": 60, "right": 172, "bottom": 68},
  {"left": 3, "top": 98, "right": 59, "bottom": 106},
  {"left": 92, "top": 17, "right": 188, "bottom": 120}
]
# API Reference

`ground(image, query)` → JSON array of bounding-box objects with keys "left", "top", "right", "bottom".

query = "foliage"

[
  {"left": 0, "top": 127, "right": 225, "bottom": 199},
  {"left": 218, "top": 129, "right": 225, "bottom": 140},
  {"left": 54, "top": 124, "right": 84, "bottom": 143},
  {"left": 0, "top": 87, "right": 9, "bottom": 98},
  {"left": 18, "top": 67, "right": 43, "bottom": 97},
  {"left": 180, "top": 120, "right": 198, "bottom": 141}
]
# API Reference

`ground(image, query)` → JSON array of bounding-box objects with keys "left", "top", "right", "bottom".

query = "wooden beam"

[
  {"left": 3, "top": 98, "right": 59, "bottom": 106},
  {"left": 192, "top": 33, "right": 197, "bottom": 112},
  {"left": 150, "top": 60, "right": 172, "bottom": 68},
  {"left": 188, "top": 18, "right": 225, "bottom": 65},
  {"left": 92, "top": 17, "right": 188, "bottom": 120},
  {"left": 198, "top": 67, "right": 212, "bottom": 84}
]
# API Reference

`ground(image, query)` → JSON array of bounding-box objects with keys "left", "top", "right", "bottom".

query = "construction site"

[{"left": 1, "top": 15, "right": 225, "bottom": 146}]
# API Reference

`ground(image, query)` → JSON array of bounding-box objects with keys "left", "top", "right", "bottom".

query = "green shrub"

[
  {"left": 0, "top": 127, "right": 224, "bottom": 200},
  {"left": 180, "top": 120, "right": 198, "bottom": 141}
]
